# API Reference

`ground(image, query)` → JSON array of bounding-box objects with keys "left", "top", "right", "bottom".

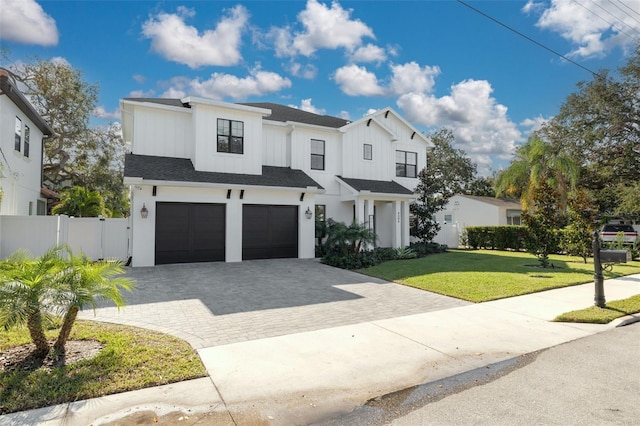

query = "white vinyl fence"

[
  {"left": 433, "top": 222, "right": 461, "bottom": 248},
  {"left": 0, "top": 215, "right": 129, "bottom": 261}
]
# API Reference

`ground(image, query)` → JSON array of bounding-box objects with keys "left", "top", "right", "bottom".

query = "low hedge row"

[{"left": 465, "top": 226, "right": 530, "bottom": 251}]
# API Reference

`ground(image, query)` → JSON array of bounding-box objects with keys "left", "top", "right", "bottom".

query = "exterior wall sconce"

[
  {"left": 305, "top": 207, "right": 313, "bottom": 219},
  {"left": 140, "top": 203, "right": 149, "bottom": 219}
]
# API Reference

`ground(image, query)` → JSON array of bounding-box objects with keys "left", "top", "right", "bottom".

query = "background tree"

[
  {"left": 522, "top": 179, "right": 566, "bottom": 267},
  {"left": 463, "top": 176, "right": 496, "bottom": 197},
  {"left": 411, "top": 128, "right": 476, "bottom": 242},
  {"left": 562, "top": 190, "right": 598, "bottom": 263},
  {"left": 5, "top": 57, "right": 128, "bottom": 216},
  {"left": 52, "top": 186, "right": 107, "bottom": 217},
  {"left": 495, "top": 133, "right": 579, "bottom": 209},
  {"left": 541, "top": 45, "right": 640, "bottom": 218}
]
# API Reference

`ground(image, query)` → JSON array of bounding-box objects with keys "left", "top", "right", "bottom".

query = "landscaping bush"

[
  {"left": 409, "top": 241, "right": 448, "bottom": 257},
  {"left": 465, "top": 226, "right": 528, "bottom": 251},
  {"left": 321, "top": 247, "right": 400, "bottom": 269}
]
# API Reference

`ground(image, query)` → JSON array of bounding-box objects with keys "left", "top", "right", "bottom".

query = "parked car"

[{"left": 600, "top": 224, "right": 638, "bottom": 245}]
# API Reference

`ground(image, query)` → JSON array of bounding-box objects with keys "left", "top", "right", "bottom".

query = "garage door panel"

[
  {"left": 155, "top": 202, "right": 225, "bottom": 265},
  {"left": 243, "top": 205, "right": 298, "bottom": 260}
]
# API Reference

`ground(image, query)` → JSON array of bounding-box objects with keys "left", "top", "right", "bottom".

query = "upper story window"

[
  {"left": 396, "top": 150, "right": 417, "bottom": 178},
  {"left": 24, "top": 125, "right": 30, "bottom": 158},
  {"left": 14, "top": 117, "right": 22, "bottom": 152},
  {"left": 311, "top": 139, "right": 325, "bottom": 170},
  {"left": 217, "top": 118, "right": 244, "bottom": 154},
  {"left": 363, "top": 143, "right": 372, "bottom": 160}
]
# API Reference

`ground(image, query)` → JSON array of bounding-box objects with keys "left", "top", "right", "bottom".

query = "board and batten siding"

[
  {"left": 191, "top": 103, "right": 263, "bottom": 175},
  {"left": 341, "top": 120, "right": 395, "bottom": 182},
  {"left": 131, "top": 105, "right": 193, "bottom": 159},
  {"left": 262, "top": 123, "right": 290, "bottom": 167},
  {"left": 289, "top": 126, "right": 343, "bottom": 194}
]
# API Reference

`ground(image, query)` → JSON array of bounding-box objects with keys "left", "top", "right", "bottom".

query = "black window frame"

[
  {"left": 217, "top": 118, "right": 244, "bottom": 154},
  {"left": 311, "top": 139, "right": 325, "bottom": 170},
  {"left": 395, "top": 150, "right": 417, "bottom": 178},
  {"left": 24, "top": 125, "right": 30, "bottom": 158},
  {"left": 14, "top": 117, "right": 22, "bottom": 152},
  {"left": 363, "top": 143, "right": 373, "bottom": 160}
]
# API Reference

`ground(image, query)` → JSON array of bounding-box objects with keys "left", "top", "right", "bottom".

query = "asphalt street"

[{"left": 325, "top": 322, "right": 640, "bottom": 425}]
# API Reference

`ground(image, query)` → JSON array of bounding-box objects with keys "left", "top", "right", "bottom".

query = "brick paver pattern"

[{"left": 79, "top": 259, "right": 469, "bottom": 348}]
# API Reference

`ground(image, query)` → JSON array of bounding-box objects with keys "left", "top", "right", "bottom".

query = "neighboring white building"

[
  {"left": 121, "top": 97, "right": 432, "bottom": 266},
  {"left": 434, "top": 195, "right": 522, "bottom": 247},
  {"left": 0, "top": 69, "right": 54, "bottom": 216}
]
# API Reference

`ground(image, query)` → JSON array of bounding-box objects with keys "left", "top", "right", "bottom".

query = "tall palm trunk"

[
  {"left": 27, "top": 311, "right": 49, "bottom": 354},
  {"left": 53, "top": 305, "right": 79, "bottom": 351}
]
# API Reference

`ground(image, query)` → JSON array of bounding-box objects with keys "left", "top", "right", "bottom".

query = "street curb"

[{"left": 610, "top": 314, "right": 640, "bottom": 328}]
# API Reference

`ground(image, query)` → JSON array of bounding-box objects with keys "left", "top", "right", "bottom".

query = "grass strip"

[
  {"left": 554, "top": 294, "right": 640, "bottom": 324},
  {"left": 0, "top": 320, "right": 207, "bottom": 414},
  {"left": 361, "top": 249, "right": 640, "bottom": 302}
]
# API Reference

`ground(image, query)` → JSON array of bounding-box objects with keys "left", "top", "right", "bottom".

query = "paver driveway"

[{"left": 79, "top": 259, "right": 470, "bottom": 348}]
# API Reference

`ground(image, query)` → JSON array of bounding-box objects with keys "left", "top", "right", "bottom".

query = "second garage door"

[
  {"left": 155, "top": 202, "right": 225, "bottom": 265},
  {"left": 243, "top": 205, "right": 298, "bottom": 260}
]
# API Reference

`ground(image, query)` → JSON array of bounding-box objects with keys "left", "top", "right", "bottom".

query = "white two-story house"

[
  {"left": 0, "top": 69, "right": 54, "bottom": 216},
  {"left": 121, "top": 97, "right": 432, "bottom": 266}
]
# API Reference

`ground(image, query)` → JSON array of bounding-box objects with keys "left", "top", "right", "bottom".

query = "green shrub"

[
  {"left": 465, "top": 226, "right": 528, "bottom": 251},
  {"left": 409, "top": 241, "right": 447, "bottom": 257}
]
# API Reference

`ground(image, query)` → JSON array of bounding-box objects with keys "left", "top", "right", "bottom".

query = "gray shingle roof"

[
  {"left": 239, "top": 103, "right": 350, "bottom": 128},
  {"left": 337, "top": 176, "right": 414, "bottom": 195},
  {"left": 124, "top": 154, "right": 323, "bottom": 189},
  {"left": 457, "top": 195, "right": 521, "bottom": 209},
  {"left": 122, "top": 98, "right": 350, "bottom": 128}
]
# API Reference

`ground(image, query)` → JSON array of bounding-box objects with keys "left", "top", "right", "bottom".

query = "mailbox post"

[{"left": 593, "top": 230, "right": 606, "bottom": 308}]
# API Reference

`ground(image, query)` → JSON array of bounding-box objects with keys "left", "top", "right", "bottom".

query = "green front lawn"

[
  {"left": 555, "top": 294, "right": 640, "bottom": 324},
  {"left": 0, "top": 321, "right": 207, "bottom": 414},
  {"left": 361, "top": 249, "right": 640, "bottom": 302}
]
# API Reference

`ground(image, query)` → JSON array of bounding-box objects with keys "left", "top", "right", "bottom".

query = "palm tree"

[
  {"left": 53, "top": 252, "right": 134, "bottom": 352},
  {"left": 52, "top": 186, "right": 107, "bottom": 217},
  {"left": 324, "top": 219, "right": 377, "bottom": 255},
  {"left": 0, "top": 247, "right": 66, "bottom": 354},
  {"left": 495, "top": 134, "right": 579, "bottom": 209}
]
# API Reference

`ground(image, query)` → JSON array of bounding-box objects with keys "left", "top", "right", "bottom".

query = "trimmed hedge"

[{"left": 466, "top": 226, "right": 529, "bottom": 251}]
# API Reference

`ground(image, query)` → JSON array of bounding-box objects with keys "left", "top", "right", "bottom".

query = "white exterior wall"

[
  {"left": 437, "top": 195, "right": 500, "bottom": 228},
  {"left": 130, "top": 105, "right": 193, "bottom": 159},
  {"left": 341, "top": 120, "right": 394, "bottom": 181},
  {"left": 191, "top": 103, "right": 263, "bottom": 175},
  {"left": 0, "top": 96, "right": 46, "bottom": 215},
  {"left": 262, "top": 123, "right": 290, "bottom": 167},
  {"left": 290, "top": 126, "right": 343, "bottom": 195},
  {"left": 130, "top": 184, "right": 315, "bottom": 267}
]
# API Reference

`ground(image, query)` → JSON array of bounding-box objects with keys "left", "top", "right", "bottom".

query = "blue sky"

[{"left": 1, "top": 0, "right": 638, "bottom": 175}]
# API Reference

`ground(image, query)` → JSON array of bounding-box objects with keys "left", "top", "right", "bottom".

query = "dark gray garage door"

[
  {"left": 243, "top": 205, "right": 298, "bottom": 260},
  {"left": 155, "top": 202, "right": 225, "bottom": 265}
]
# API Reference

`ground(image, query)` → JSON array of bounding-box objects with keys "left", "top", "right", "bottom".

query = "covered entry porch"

[{"left": 336, "top": 176, "right": 414, "bottom": 248}]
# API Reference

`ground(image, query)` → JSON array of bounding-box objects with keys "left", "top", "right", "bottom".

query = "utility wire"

[
  {"left": 615, "top": 0, "right": 640, "bottom": 19},
  {"left": 608, "top": 0, "right": 640, "bottom": 27},
  {"left": 583, "top": 0, "right": 640, "bottom": 42},
  {"left": 456, "top": 0, "right": 605, "bottom": 79}
]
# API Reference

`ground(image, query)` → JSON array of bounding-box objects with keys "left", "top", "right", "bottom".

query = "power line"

[
  {"left": 456, "top": 0, "right": 604, "bottom": 79},
  {"left": 615, "top": 0, "right": 640, "bottom": 19},
  {"left": 608, "top": 0, "right": 640, "bottom": 27},
  {"left": 583, "top": 0, "right": 640, "bottom": 43}
]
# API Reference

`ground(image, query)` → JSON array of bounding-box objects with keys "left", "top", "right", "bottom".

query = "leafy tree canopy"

[
  {"left": 52, "top": 186, "right": 107, "bottom": 217},
  {"left": 4, "top": 57, "right": 129, "bottom": 217},
  {"left": 411, "top": 128, "right": 477, "bottom": 242}
]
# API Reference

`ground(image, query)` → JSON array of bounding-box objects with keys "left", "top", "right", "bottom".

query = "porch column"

[
  {"left": 401, "top": 200, "right": 410, "bottom": 247},
  {"left": 364, "top": 198, "right": 373, "bottom": 230},
  {"left": 355, "top": 197, "right": 365, "bottom": 225},
  {"left": 392, "top": 200, "right": 402, "bottom": 248}
]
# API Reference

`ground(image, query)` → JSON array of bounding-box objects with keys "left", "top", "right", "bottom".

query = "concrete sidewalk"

[{"left": 2, "top": 274, "right": 639, "bottom": 426}]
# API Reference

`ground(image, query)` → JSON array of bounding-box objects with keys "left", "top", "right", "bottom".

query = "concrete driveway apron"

[{"left": 78, "top": 259, "right": 469, "bottom": 349}]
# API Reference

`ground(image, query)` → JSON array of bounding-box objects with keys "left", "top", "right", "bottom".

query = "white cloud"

[
  {"left": 128, "top": 89, "right": 156, "bottom": 98},
  {"left": 287, "top": 62, "right": 318, "bottom": 79},
  {"left": 389, "top": 62, "right": 440, "bottom": 95},
  {"left": 271, "top": 0, "right": 375, "bottom": 57},
  {"left": 350, "top": 44, "right": 387, "bottom": 63},
  {"left": 339, "top": 110, "right": 351, "bottom": 120},
  {"left": 289, "top": 98, "right": 326, "bottom": 115},
  {"left": 334, "top": 62, "right": 440, "bottom": 97},
  {"left": 520, "top": 115, "right": 550, "bottom": 132},
  {"left": 161, "top": 68, "right": 291, "bottom": 100},
  {"left": 0, "top": 0, "right": 58, "bottom": 46},
  {"left": 132, "top": 74, "right": 146, "bottom": 84},
  {"left": 397, "top": 79, "right": 522, "bottom": 176},
  {"left": 142, "top": 5, "right": 248, "bottom": 68},
  {"left": 530, "top": 0, "right": 640, "bottom": 58},
  {"left": 92, "top": 106, "right": 121, "bottom": 120},
  {"left": 333, "top": 65, "right": 385, "bottom": 96}
]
